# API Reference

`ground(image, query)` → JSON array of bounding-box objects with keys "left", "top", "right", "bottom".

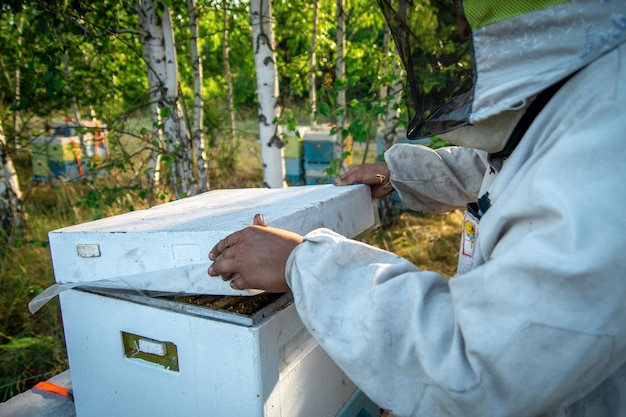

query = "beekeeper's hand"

[
  {"left": 208, "top": 214, "right": 302, "bottom": 293},
  {"left": 333, "top": 161, "right": 394, "bottom": 199}
]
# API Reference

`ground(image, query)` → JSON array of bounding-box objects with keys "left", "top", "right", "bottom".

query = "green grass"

[
  {"left": 0, "top": 127, "right": 461, "bottom": 403},
  {"left": 0, "top": 200, "right": 69, "bottom": 401}
]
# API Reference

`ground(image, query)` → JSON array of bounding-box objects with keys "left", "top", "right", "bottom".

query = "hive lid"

[{"left": 45, "top": 184, "right": 376, "bottom": 297}]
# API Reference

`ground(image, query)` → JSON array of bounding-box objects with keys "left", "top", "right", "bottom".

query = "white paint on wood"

[
  {"left": 60, "top": 289, "right": 358, "bottom": 417},
  {"left": 48, "top": 184, "right": 376, "bottom": 296}
]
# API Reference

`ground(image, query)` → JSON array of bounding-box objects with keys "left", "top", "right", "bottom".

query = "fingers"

[
  {"left": 333, "top": 162, "right": 394, "bottom": 200},
  {"left": 207, "top": 251, "right": 232, "bottom": 277},
  {"left": 229, "top": 276, "right": 244, "bottom": 290},
  {"left": 209, "top": 214, "right": 264, "bottom": 262},
  {"left": 334, "top": 162, "right": 390, "bottom": 186},
  {"left": 253, "top": 213, "right": 267, "bottom": 227},
  {"left": 333, "top": 165, "right": 365, "bottom": 186},
  {"left": 229, "top": 275, "right": 259, "bottom": 291},
  {"left": 209, "top": 232, "right": 236, "bottom": 262},
  {"left": 208, "top": 215, "right": 262, "bottom": 280},
  {"left": 207, "top": 223, "right": 302, "bottom": 293}
]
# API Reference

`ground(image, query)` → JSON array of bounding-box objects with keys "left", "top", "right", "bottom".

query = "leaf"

[
  {"left": 49, "top": 79, "right": 62, "bottom": 92},
  {"left": 160, "top": 107, "right": 172, "bottom": 118},
  {"left": 318, "top": 102, "right": 330, "bottom": 117}
]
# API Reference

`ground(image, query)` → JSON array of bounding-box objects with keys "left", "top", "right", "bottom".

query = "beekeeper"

[{"left": 209, "top": 1, "right": 626, "bottom": 416}]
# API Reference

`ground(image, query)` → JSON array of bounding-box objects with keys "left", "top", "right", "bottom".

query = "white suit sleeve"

[
  {"left": 287, "top": 232, "right": 455, "bottom": 416},
  {"left": 385, "top": 144, "right": 488, "bottom": 213},
  {"left": 285, "top": 99, "right": 626, "bottom": 416}
]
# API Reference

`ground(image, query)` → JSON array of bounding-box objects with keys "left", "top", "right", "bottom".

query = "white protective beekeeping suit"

[{"left": 285, "top": 1, "right": 626, "bottom": 416}]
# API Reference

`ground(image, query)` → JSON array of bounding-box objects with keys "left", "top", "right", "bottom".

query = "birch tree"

[
  {"left": 0, "top": 117, "right": 25, "bottom": 241},
  {"left": 162, "top": 5, "right": 195, "bottom": 196},
  {"left": 251, "top": 0, "right": 284, "bottom": 188},
  {"left": 138, "top": 0, "right": 168, "bottom": 193},
  {"left": 140, "top": 30, "right": 164, "bottom": 193},
  {"left": 137, "top": 0, "right": 193, "bottom": 197},
  {"left": 187, "top": 0, "right": 209, "bottom": 193}
]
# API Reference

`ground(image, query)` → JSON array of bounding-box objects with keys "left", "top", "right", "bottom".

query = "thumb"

[
  {"left": 334, "top": 168, "right": 358, "bottom": 186},
  {"left": 253, "top": 213, "right": 267, "bottom": 227}
]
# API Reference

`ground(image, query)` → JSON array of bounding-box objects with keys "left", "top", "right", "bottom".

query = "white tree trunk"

[
  {"left": 251, "top": 0, "right": 285, "bottom": 188},
  {"left": 222, "top": 0, "right": 237, "bottom": 151},
  {"left": 162, "top": 7, "right": 193, "bottom": 197},
  {"left": 188, "top": 0, "right": 209, "bottom": 193},
  {"left": 138, "top": 0, "right": 193, "bottom": 198},
  {"left": 309, "top": 0, "right": 319, "bottom": 129},
  {"left": 139, "top": 0, "right": 167, "bottom": 193},
  {"left": 0, "top": 118, "right": 25, "bottom": 240}
]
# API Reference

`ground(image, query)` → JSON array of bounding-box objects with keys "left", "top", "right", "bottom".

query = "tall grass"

[
  {"left": 367, "top": 210, "right": 462, "bottom": 279},
  {"left": 0, "top": 132, "right": 461, "bottom": 403},
  {"left": 0, "top": 183, "right": 78, "bottom": 401}
]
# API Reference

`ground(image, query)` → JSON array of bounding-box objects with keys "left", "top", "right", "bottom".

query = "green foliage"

[
  {"left": 200, "top": 2, "right": 257, "bottom": 109},
  {"left": 75, "top": 184, "right": 139, "bottom": 220},
  {"left": 1, "top": 1, "right": 142, "bottom": 121},
  {"left": 316, "top": 50, "right": 405, "bottom": 176}
]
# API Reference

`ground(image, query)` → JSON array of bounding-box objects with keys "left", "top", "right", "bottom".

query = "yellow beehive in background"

[{"left": 30, "top": 119, "right": 107, "bottom": 182}]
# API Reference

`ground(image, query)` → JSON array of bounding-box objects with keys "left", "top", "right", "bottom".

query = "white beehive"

[
  {"left": 49, "top": 184, "right": 376, "bottom": 296},
  {"left": 59, "top": 289, "right": 374, "bottom": 417},
  {"left": 51, "top": 184, "right": 380, "bottom": 417}
]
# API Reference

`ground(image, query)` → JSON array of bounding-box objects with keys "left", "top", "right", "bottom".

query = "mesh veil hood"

[
  {"left": 379, "top": 0, "right": 626, "bottom": 143},
  {"left": 377, "top": 0, "right": 473, "bottom": 140}
]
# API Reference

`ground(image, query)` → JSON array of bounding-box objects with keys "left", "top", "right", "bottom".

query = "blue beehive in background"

[
  {"left": 304, "top": 137, "right": 335, "bottom": 165},
  {"left": 284, "top": 157, "right": 304, "bottom": 185},
  {"left": 303, "top": 129, "right": 341, "bottom": 185}
]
